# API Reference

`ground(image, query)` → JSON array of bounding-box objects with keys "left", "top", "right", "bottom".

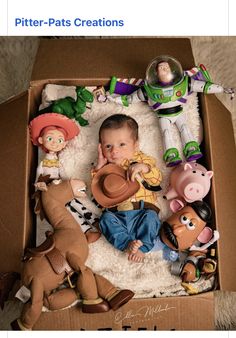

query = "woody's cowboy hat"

[
  {"left": 91, "top": 164, "right": 140, "bottom": 208},
  {"left": 29, "top": 113, "right": 80, "bottom": 146}
]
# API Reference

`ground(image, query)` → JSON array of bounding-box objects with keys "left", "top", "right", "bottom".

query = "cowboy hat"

[
  {"left": 29, "top": 113, "right": 80, "bottom": 146},
  {"left": 91, "top": 164, "right": 140, "bottom": 208}
]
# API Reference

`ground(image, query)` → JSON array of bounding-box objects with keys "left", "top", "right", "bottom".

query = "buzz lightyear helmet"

[{"left": 146, "top": 55, "right": 184, "bottom": 88}]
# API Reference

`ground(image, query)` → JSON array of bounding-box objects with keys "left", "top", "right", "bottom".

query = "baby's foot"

[
  {"left": 127, "top": 240, "right": 143, "bottom": 254},
  {"left": 128, "top": 250, "right": 145, "bottom": 263}
]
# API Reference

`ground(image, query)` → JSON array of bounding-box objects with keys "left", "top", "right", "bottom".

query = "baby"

[{"left": 92, "top": 114, "right": 162, "bottom": 262}]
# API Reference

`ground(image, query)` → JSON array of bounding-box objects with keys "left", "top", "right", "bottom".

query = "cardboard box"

[{"left": 0, "top": 38, "right": 235, "bottom": 330}]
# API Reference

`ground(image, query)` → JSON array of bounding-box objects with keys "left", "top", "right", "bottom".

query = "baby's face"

[{"left": 100, "top": 127, "right": 138, "bottom": 165}]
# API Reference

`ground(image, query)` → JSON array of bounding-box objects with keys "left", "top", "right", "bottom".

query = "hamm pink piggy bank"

[{"left": 164, "top": 162, "right": 213, "bottom": 203}]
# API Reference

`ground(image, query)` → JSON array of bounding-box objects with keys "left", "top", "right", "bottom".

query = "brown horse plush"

[{"left": 11, "top": 180, "right": 134, "bottom": 330}]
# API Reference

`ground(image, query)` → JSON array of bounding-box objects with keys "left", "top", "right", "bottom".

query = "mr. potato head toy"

[{"left": 152, "top": 200, "right": 219, "bottom": 283}]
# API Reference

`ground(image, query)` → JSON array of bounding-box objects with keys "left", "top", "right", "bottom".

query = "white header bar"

[
  {"left": 0, "top": 0, "right": 232, "bottom": 36},
  {"left": 0, "top": 0, "right": 8, "bottom": 35},
  {"left": 229, "top": 0, "right": 236, "bottom": 34}
]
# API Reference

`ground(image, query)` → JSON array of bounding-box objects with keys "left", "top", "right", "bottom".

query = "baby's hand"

[
  {"left": 95, "top": 143, "right": 107, "bottom": 170},
  {"left": 127, "top": 163, "right": 150, "bottom": 182}
]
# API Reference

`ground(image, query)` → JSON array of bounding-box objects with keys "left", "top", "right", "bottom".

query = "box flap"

[
  {"left": 31, "top": 38, "right": 194, "bottom": 85},
  {"left": 202, "top": 95, "right": 236, "bottom": 292},
  {"left": 0, "top": 92, "right": 33, "bottom": 272},
  {"left": 34, "top": 292, "right": 214, "bottom": 330}
]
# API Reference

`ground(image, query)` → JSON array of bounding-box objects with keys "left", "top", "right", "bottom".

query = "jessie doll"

[{"left": 29, "top": 113, "right": 80, "bottom": 191}]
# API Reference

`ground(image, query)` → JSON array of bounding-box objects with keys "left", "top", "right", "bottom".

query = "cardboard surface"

[
  {"left": 0, "top": 37, "right": 235, "bottom": 330},
  {"left": 201, "top": 95, "right": 236, "bottom": 291},
  {"left": 34, "top": 293, "right": 214, "bottom": 330},
  {"left": 31, "top": 38, "right": 194, "bottom": 85},
  {"left": 0, "top": 92, "right": 34, "bottom": 272}
]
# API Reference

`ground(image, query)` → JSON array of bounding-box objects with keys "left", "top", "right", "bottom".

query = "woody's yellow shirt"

[{"left": 121, "top": 151, "right": 162, "bottom": 205}]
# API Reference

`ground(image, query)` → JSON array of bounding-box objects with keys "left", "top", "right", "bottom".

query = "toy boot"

[
  {"left": 94, "top": 273, "right": 134, "bottom": 311},
  {"left": 163, "top": 148, "right": 182, "bottom": 167},
  {"left": 183, "top": 141, "right": 203, "bottom": 162}
]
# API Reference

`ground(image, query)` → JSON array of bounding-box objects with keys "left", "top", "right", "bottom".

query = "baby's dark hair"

[{"left": 99, "top": 114, "right": 139, "bottom": 142}]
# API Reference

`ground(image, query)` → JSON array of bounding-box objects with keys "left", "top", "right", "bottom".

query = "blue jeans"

[{"left": 99, "top": 201, "right": 161, "bottom": 253}]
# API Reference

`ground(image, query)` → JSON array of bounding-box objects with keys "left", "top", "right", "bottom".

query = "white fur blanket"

[{"left": 37, "top": 85, "right": 214, "bottom": 298}]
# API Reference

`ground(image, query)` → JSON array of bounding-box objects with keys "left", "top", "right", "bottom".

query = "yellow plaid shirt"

[{"left": 121, "top": 151, "right": 162, "bottom": 204}]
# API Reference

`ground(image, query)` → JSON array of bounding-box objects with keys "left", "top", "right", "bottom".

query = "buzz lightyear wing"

[
  {"left": 109, "top": 76, "right": 144, "bottom": 95},
  {"left": 184, "top": 64, "right": 211, "bottom": 82}
]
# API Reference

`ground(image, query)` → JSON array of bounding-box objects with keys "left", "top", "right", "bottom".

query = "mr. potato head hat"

[
  {"left": 91, "top": 164, "right": 140, "bottom": 208},
  {"left": 29, "top": 113, "right": 80, "bottom": 146}
]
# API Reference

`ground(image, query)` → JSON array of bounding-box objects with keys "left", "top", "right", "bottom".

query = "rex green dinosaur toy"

[{"left": 39, "top": 86, "right": 94, "bottom": 126}]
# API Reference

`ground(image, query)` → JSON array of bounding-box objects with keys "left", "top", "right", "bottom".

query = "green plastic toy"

[{"left": 38, "top": 86, "right": 94, "bottom": 126}]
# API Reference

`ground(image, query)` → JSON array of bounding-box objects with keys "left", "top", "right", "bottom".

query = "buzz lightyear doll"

[{"left": 105, "top": 55, "right": 234, "bottom": 167}]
